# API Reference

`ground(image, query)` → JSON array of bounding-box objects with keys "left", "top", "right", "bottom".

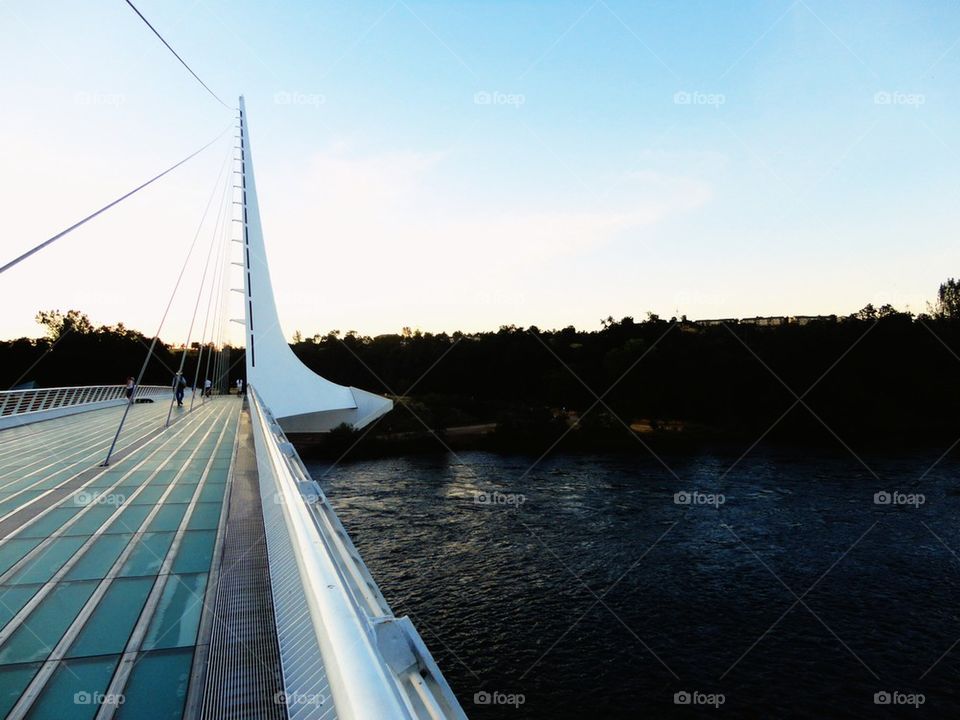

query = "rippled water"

[{"left": 306, "top": 448, "right": 960, "bottom": 718}]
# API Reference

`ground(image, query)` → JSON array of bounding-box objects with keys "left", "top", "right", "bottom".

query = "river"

[{"left": 306, "top": 448, "right": 960, "bottom": 718}]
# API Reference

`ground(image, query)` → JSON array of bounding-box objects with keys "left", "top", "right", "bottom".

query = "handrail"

[
  {"left": 247, "top": 387, "right": 467, "bottom": 720},
  {"left": 0, "top": 385, "right": 171, "bottom": 418}
]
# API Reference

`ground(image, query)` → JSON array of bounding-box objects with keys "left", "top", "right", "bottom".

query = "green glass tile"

[
  {"left": 67, "top": 577, "right": 154, "bottom": 658},
  {"left": 147, "top": 505, "right": 187, "bottom": 532},
  {"left": 0, "top": 585, "right": 41, "bottom": 631},
  {"left": 197, "top": 484, "right": 226, "bottom": 503},
  {"left": 186, "top": 503, "right": 221, "bottom": 531},
  {"left": 81, "top": 474, "right": 117, "bottom": 488},
  {"left": 129, "top": 486, "right": 168, "bottom": 505},
  {"left": 61, "top": 505, "right": 121, "bottom": 536},
  {"left": 120, "top": 470, "right": 153, "bottom": 485},
  {"left": 140, "top": 573, "right": 207, "bottom": 650},
  {"left": 171, "top": 531, "right": 216, "bottom": 574},
  {"left": 181, "top": 463, "right": 207, "bottom": 480},
  {"left": 63, "top": 534, "right": 134, "bottom": 581},
  {"left": 15, "top": 508, "right": 84, "bottom": 538},
  {"left": 24, "top": 654, "right": 120, "bottom": 720},
  {"left": 0, "top": 662, "right": 41, "bottom": 718},
  {"left": 0, "top": 581, "right": 97, "bottom": 664},
  {"left": 164, "top": 484, "right": 196, "bottom": 503},
  {"left": 205, "top": 467, "right": 229, "bottom": 484},
  {"left": 114, "top": 648, "right": 193, "bottom": 720},
  {"left": 6, "top": 536, "right": 86, "bottom": 585},
  {"left": 147, "top": 469, "right": 180, "bottom": 486},
  {"left": 0, "top": 538, "right": 43, "bottom": 575},
  {"left": 0, "top": 497, "right": 32, "bottom": 516},
  {"left": 119, "top": 533, "right": 175, "bottom": 577},
  {"left": 105, "top": 505, "right": 152, "bottom": 534}
]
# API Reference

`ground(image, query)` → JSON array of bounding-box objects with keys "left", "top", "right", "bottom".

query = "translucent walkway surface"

[{"left": 0, "top": 399, "right": 241, "bottom": 719}]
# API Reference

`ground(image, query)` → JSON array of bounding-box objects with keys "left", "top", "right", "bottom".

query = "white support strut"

[{"left": 237, "top": 96, "right": 392, "bottom": 432}]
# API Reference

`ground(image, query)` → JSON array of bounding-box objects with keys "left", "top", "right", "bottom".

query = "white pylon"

[{"left": 237, "top": 96, "right": 392, "bottom": 432}]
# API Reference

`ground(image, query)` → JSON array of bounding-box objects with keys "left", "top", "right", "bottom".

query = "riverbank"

[{"left": 290, "top": 414, "right": 957, "bottom": 460}]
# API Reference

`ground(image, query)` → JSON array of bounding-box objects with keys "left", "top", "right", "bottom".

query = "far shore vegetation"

[{"left": 4, "top": 278, "right": 960, "bottom": 456}]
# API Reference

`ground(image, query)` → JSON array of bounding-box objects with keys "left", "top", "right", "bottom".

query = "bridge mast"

[{"left": 236, "top": 96, "right": 392, "bottom": 431}]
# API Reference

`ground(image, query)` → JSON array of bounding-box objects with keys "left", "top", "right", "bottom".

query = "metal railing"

[
  {"left": 248, "top": 387, "right": 467, "bottom": 720},
  {"left": 0, "top": 384, "right": 171, "bottom": 418}
]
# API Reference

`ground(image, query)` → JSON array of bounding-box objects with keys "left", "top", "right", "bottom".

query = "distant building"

[
  {"left": 736, "top": 316, "right": 787, "bottom": 326},
  {"left": 790, "top": 315, "right": 836, "bottom": 325},
  {"left": 695, "top": 315, "right": 839, "bottom": 328},
  {"left": 694, "top": 318, "right": 739, "bottom": 327}
]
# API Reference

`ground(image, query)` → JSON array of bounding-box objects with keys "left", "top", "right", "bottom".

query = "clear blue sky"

[{"left": 1, "top": 0, "right": 958, "bottom": 342}]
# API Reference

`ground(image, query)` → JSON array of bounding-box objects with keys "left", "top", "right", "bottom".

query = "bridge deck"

[{"left": 0, "top": 398, "right": 245, "bottom": 720}]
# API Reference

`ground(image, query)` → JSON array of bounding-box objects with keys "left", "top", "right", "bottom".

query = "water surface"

[{"left": 307, "top": 448, "right": 960, "bottom": 718}]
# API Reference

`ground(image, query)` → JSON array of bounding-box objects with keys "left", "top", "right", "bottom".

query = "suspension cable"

[
  {"left": 0, "top": 126, "right": 229, "bottom": 275},
  {"left": 206, "top": 208, "right": 231, "bottom": 397},
  {"left": 103, "top": 134, "right": 233, "bottom": 465},
  {"left": 124, "top": 0, "right": 230, "bottom": 109},
  {"left": 164, "top": 147, "right": 233, "bottom": 427},
  {"left": 191, "top": 179, "right": 232, "bottom": 409},
  {"left": 215, "top": 217, "right": 233, "bottom": 392}
]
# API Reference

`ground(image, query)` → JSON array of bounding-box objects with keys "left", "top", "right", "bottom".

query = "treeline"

[
  {"left": 4, "top": 280, "right": 960, "bottom": 449},
  {"left": 288, "top": 304, "right": 960, "bottom": 447},
  {"left": 0, "top": 310, "right": 223, "bottom": 390}
]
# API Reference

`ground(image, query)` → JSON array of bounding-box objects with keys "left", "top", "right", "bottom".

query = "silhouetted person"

[
  {"left": 173, "top": 373, "right": 187, "bottom": 406},
  {"left": 204, "top": 378, "right": 212, "bottom": 397},
  {"left": 124, "top": 376, "right": 135, "bottom": 402}
]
